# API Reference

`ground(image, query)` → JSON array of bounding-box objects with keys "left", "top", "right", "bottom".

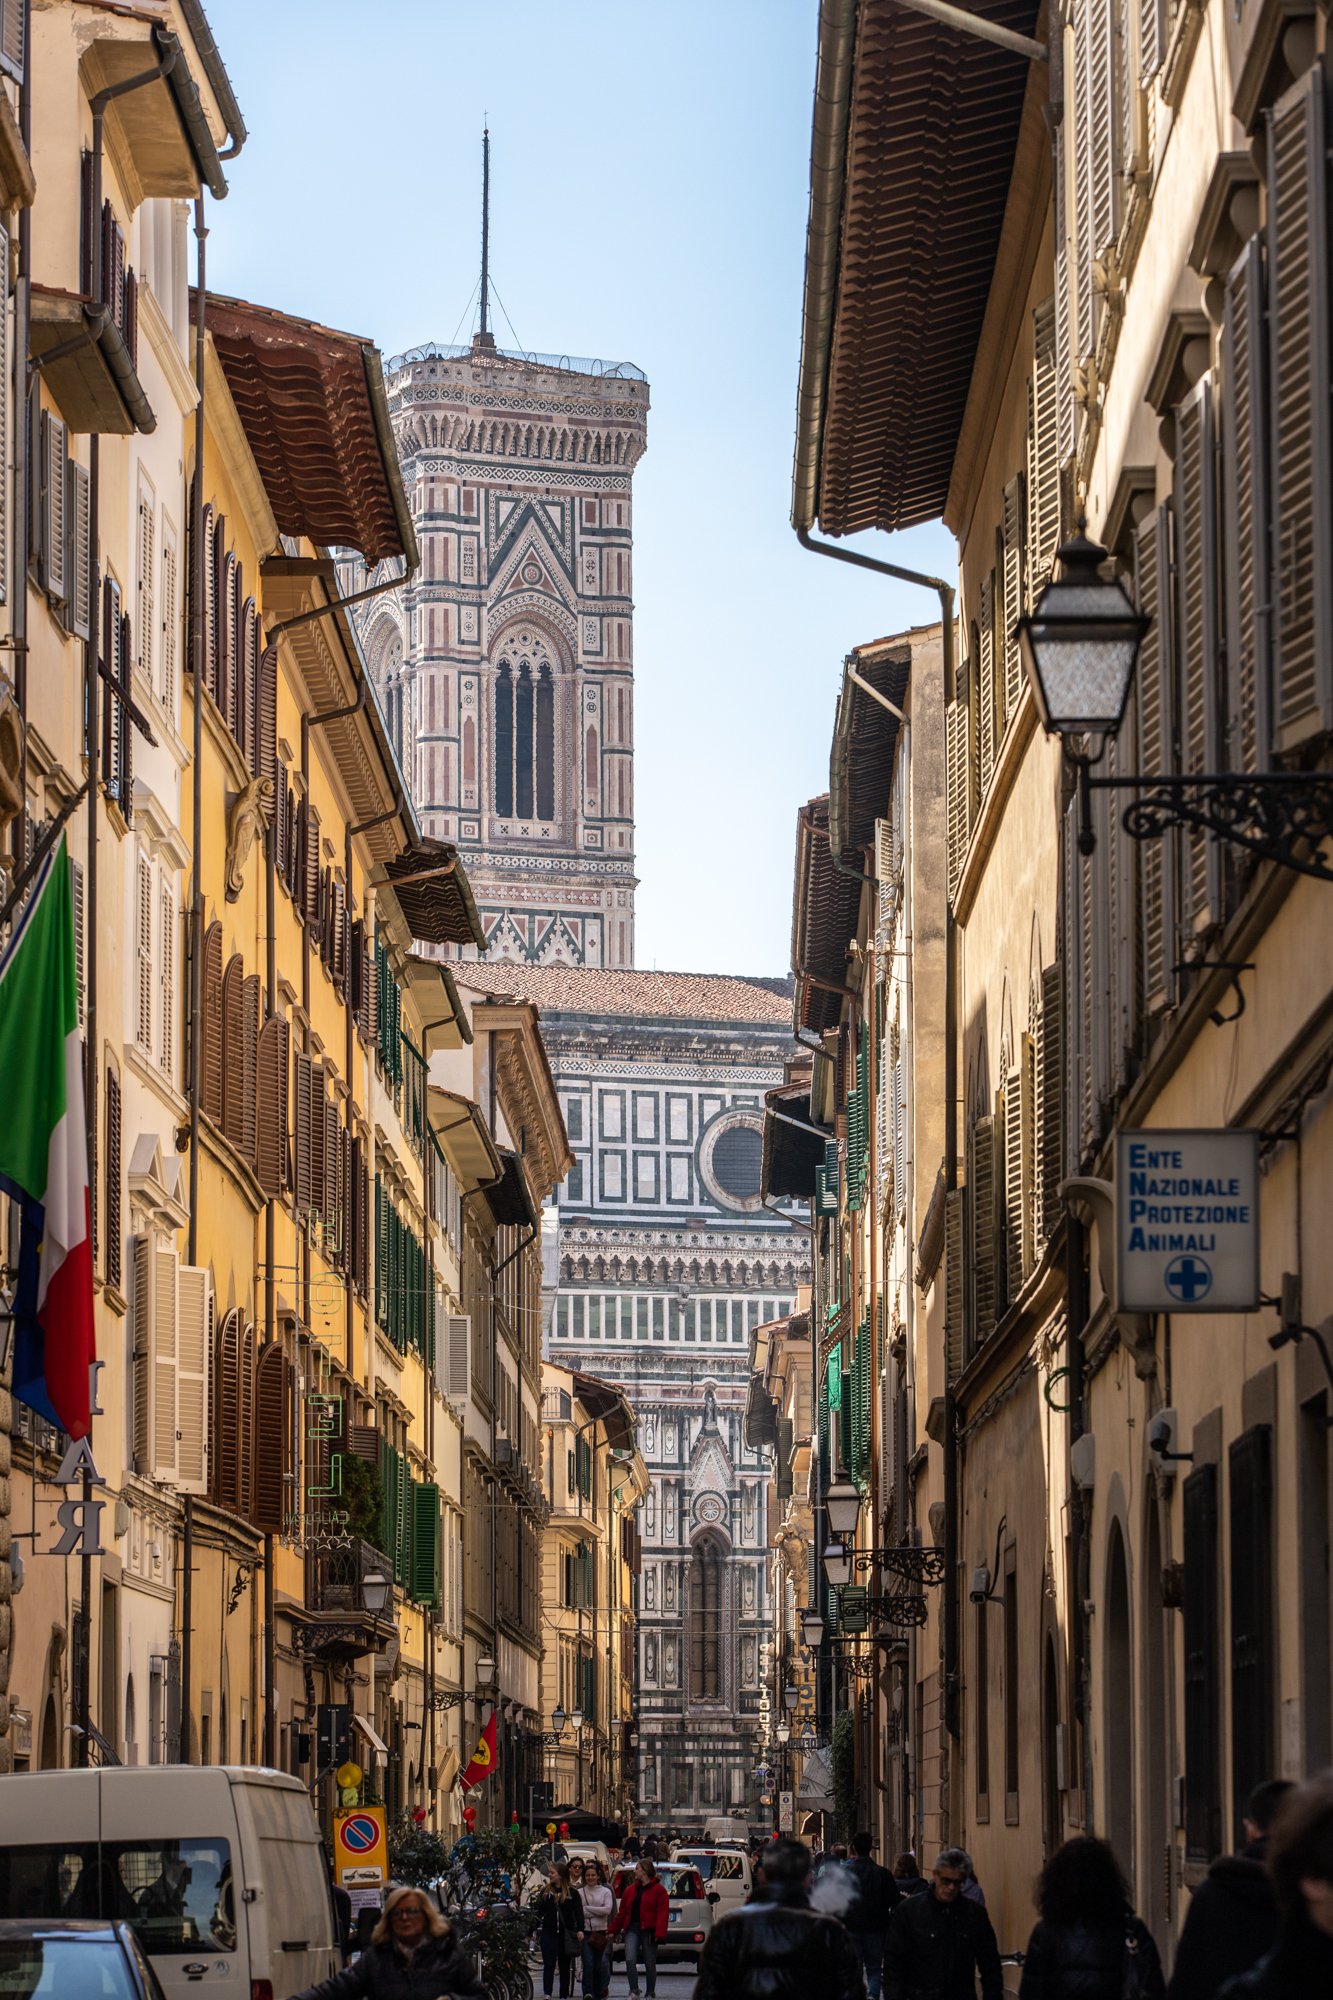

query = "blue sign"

[{"left": 1116, "top": 1131, "right": 1259, "bottom": 1313}]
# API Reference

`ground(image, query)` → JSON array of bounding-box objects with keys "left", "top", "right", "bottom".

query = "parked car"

[
  {"left": 0, "top": 1766, "right": 340, "bottom": 2000},
  {"left": 0, "top": 1918, "right": 167, "bottom": 1998},
  {"left": 610, "top": 1863, "right": 717, "bottom": 1968},
  {"left": 667, "top": 1846, "right": 753, "bottom": 1915}
]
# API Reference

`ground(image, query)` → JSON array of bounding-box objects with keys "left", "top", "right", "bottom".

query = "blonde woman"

[{"left": 292, "top": 1881, "right": 484, "bottom": 1998}]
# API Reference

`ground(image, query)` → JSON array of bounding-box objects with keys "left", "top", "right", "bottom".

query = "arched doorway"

[
  {"left": 1141, "top": 1491, "right": 1170, "bottom": 1944},
  {"left": 125, "top": 1677, "right": 136, "bottom": 1766},
  {"left": 1042, "top": 1633, "right": 1062, "bottom": 1857},
  {"left": 1104, "top": 1522, "right": 1134, "bottom": 1879},
  {"left": 39, "top": 1695, "right": 59, "bottom": 1770}
]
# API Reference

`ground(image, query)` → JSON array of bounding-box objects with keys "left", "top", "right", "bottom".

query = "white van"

[
  {"left": 669, "top": 1845, "right": 754, "bottom": 1915},
  {"left": 0, "top": 1765, "right": 340, "bottom": 1999}
]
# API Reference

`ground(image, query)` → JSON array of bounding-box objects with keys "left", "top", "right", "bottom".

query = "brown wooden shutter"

[
  {"left": 255, "top": 1015, "right": 290, "bottom": 1197},
  {"left": 213, "top": 1307, "right": 242, "bottom": 1509},
  {"left": 304, "top": 803, "right": 321, "bottom": 927},
  {"left": 198, "top": 502, "right": 215, "bottom": 696},
  {"left": 238, "top": 1323, "right": 255, "bottom": 1520},
  {"left": 1221, "top": 237, "right": 1270, "bottom": 778},
  {"left": 1006, "top": 1040, "right": 1034, "bottom": 1290},
  {"left": 257, "top": 642, "right": 277, "bottom": 786},
  {"left": 1037, "top": 961, "right": 1062, "bottom": 1247},
  {"left": 294, "top": 1050, "right": 314, "bottom": 1216},
  {"left": 945, "top": 698, "right": 970, "bottom": 901},
  {"left": 355, "top": 1137, "right": 369, "bottom": 1293},
  {"left": 945, "top": 1189, "right": 964, "bottom": 1381},
  {"left": 273, "top": 760, "right": 288, "bottom": 880},
  {"left": 1266, "top": 65, "right": 1333, "bottom": 749},
  {"left": 200, "top": 919, "right": 224, "bottom": 1126},
  {"left": 331, "top": 880, "right": 347, "bottom": 993},
  {"left": 1174, "top": 377, "right": 1222, "bottom": 935},
  {"left": 105, "top": 1063, "right": 122, "bottom": 1293},
  {"left": 241, "top": 973, "right": 261, "bottom": 1171},
  {"left": 69, "top": 461, "right": 92, "bottom": 641},
  {"left": 324, "top": 1097, "right": 340, "bottom": 1244},
  {"left": 211, "top": 515, "right": 227, "bottom": 708},
  {"left": 310, "top": 1063, "right": 327, "bottom": 1222},
  {"left": 969, "top": 1114, "right": 997, "bottom": 1349},
  {"left": 221, "top": 953, "right": 245, "bottom": 1152},
  {"left": 1134, "top": 506, "right": 1176, "bottom": 1014},
  {"left": 252, "top": 1343, "right": 291, "bottom": 1534},
  {"left": 1001, "top": 475, "right": 1025, "bottom": 726},
  {"left": 978, "top": 570, "right": 997, "bottom": 795}
]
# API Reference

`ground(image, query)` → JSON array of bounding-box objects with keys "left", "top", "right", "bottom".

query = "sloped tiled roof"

[{"left": 456, "top": 963, "right": 793, "bottom": 1025}]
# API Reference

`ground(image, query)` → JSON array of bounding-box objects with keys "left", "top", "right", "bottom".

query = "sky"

[{"left": 202, "top": 0, "right": 954, "bottom": 978}]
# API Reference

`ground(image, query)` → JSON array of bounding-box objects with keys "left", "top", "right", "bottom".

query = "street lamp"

[
  {"left": 570, "top": 1708, "right": 584, "bottom": 1731},
  {"left": 552, "top": 1705, "right": 566, "bottom": 1736},
  {"left": 360, "top": 1570, "right": 392, "bottom": 1618},
  {"left": 824, "top": 1477, "right": 861, "bottom": 1540},
  {"left": 477, "top": 1651, "right": 497, "bottom": 1689},
  {"left": 783, "top": 1684, "right": 800, "bottom": 1714},
  {"left": 1016, "top": 529, "right": 1147, "bottom": 743},
  {"left": 823, "top": 1542, "right": 853, "bottom": 1589},
  {"left": 800, "top": 1607, "right": 825, "bottom": 1651}
]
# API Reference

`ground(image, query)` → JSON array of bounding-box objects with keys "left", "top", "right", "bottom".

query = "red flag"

[{"left": 461, "top": 1711, "right": 497, "bottom": 1791}]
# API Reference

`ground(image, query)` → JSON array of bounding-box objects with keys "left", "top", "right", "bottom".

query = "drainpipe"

[
  {"left": 794, "top": 530, "right": 962, "bottom": 1750},
  {"left": 262, "top": 657, "right": 279, "bottom": 1765},
  {"left": 1066, "top": 1213, "right": 1091, "bottom": 1819},
  {"left": 13, "top": 0, "right": 30, "bottom": 804}
]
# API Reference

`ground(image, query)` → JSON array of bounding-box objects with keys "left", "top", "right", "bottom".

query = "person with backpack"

[{"left": 1017, "top": 1835, "right": 1164, "bottom": 2000}]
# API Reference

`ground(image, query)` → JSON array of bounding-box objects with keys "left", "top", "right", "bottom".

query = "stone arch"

[{"left": 1104, "top": 1516, "right": 1134, "bottom": 1880}]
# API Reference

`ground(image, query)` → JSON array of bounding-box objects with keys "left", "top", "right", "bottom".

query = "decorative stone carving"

[{"left": 224, "top": 775, "right": 273, "bottom": 902}]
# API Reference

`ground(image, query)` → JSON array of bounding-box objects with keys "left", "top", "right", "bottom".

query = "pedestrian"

[
  {"left": 1218, "top": 1770, "right": 1333, "bottom": 1998},
  {"left": 290, "top": 1882, "right": 483, "bottom": 1999},
  {"left": 1168, "top": 1779, "right": 1293, "bottom": 2000},
  {"left": 883, "top": 1845, "right": 1002, "bottom": 2000},
  {"left": 693, "top": 1835, "right": 865, "bottom": 2000},
  {"left": 534, "top": 1864, "right": 584, "bottom": 2000},
  {"left": 609, "top": 1856, "right": 669, "bottom": 2000},
  {"left": 642, "top": 1834, "right": 659, "bottom": 1863},
  {"left": 624, "top": 1831, "right": 643, "bottom": 1861},
  {"left": 579, "top": 1859, "right": 615, "bottom": 2000},
  {"left": 828, "top": 1829, "right": 901, "bottom": 1999},
  {"left": 960, "top": 1852, "right": 986, "bottom": 1907},
  {"left": 892, "top": 1852, "right": 929, "bottom": 1899},
  {"left": 1016, "top": 1835, "right": 1164, "bottom": 2000}
]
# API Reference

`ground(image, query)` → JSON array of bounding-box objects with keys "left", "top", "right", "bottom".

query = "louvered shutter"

[
  {"left": 304, "top": 803, "right": 321, "bottom": 927},
  {"left": 324, "top": 1098, "right": 340, "bottom": 1245},
  {"left": 237, "top": 1324, "right": 255, "bottom": 1520},
  {"left": 71, "top": 859, "right": 85, "bottom": 1026},
  {"left": 978, "top": 570, "right": 996, "bottom": 794},
  {"left": 892, "top": 1025, "right": 906, "bottom": 1218},
  {"left": 1006, "top": 1040, "right": 1035, "bottom": 1289},
  {"left": 294, "top": 1050, "right": 314, "bottom": 1215},
  {"left": 1001, "top": 476, "right": 1025, "bottom": 726},
  {"left": 200, "top": 920, "right": 223, "bottom": 1125},
  {"left": 160, "top": 533, "right": 177, "bottom": 714},
  {"left": 1063, "top": 798, "right": 1083, "bottom": 1176},
  {"left": 118, "top": 612, "right": 133, "bottom": 822},
  {"left": 1037, "top": 962, "right": 1062, "bottom": 1247},
  {"left": 135, "top": 856, "right": 154, "bottom": 1054},
  {"left": 132, "top": 1237, "right": 158, "bottom": 1475},
  {"left": 152, "top": 1241, "right": 179, "bottom": 1481},
  {"left": 44, "top": 412, "right": 66, "bottom": 605},
  {"left": 197, "top": 502, "right": 215, "bottom": 695},
  {"left": 137, "top": 498, "right": 155, "bottom": 686},
  {"left": 946, "top": 699, "right": 969, "bottom": 900},
  {"left": 0, "top": 1, "right": 24, "bottom": 84},
  {"left": 945, "top": 1189, "right": 965, "bottom": 1380},
  {"left": 395, "top": 1451, "right": 411, "bottom": 1584},
  {"left": 255, "top": 1015, "right": 290, "bottom": 1196},
  {"left": 159, "top": 882, "right": 174, "bottom": 1080},
  {"left": 1134, "top": 508, "right": 1176, "bottom": 1013},
  {"left": 210, "top": 517, "right": 227, "bottom": 708},
  {"left": 217, "top": 549, "right": 235, "bottom": 734},
  {"left": 273, "top": 760, "right": 288, "bottom": 880},
  {"left": 1052, "top": 26, "right": 1075, "bottom": 464},
  {"left": 970, "top": 1114, "right": 997, "bottom": 1346},
  {"left": 1221, "top": 238, "right": 1270, "bottom": 778},
  {"left": 1073, "top": 0, "right": 1093, "bottom": 363},
  {"left": 1267, "top": 66, "right": 1333, "bottom": 748},
  {"left": 310, "top": 1062, "right": 327, "bottom": 1222},
  {"left": 1140, "top": 0, "right": 1163, "bottom": 76},
  {"left": 221, "top": 954, "right": 245, "bottom": 1152},
  {"left": 252, "top": 1344, "right": 291, "bottom": 1534},
  {"left": 1080, "top": 0, "right": 1115, "bottom": 357},
  {"left": 102, "top": 575, "right": 122, "bottom": 789},
  {"left": 257, "top": 643, "right": 277, "bottom": 786},
  {"left": 105, "top": 1064, "right": 122, "bottom": 1293},
  {"left": 69, "top": 462, "right": 91, "bottom": 641},
  {"left": 331, "top": 880, "right": 347, "bottom": 992},
  {"left": 1028, "top": 299, "right": 1061, "bottom": 599},
  {"left": 1174, "top": 377, "right": 1222, "bottom": 935},
  {"left": 411, "top": 1483, "right": 442, "bottom": 1607},
  {"left": 213, "top": 1309, "right": 241, "bottom": 1510},
  {"left": 240, "top": 974, "right": 260, "bottom": 1171},
  {"left": 1183, "top": 1462, "right": 1222, "bottom": 1861}
]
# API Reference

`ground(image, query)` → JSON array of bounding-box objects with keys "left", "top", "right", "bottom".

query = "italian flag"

[{"left": 0, "top": 834, "right": 95, "bottom": 1439}]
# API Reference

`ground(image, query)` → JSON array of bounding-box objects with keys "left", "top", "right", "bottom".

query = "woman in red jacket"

[{"left": 610, "top": 1858, "right": 670, "bottom": 1999}]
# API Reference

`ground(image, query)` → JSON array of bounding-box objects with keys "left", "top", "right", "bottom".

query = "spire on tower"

[{"left": 476, "top": 126, "right": 496, "bottom": 354}]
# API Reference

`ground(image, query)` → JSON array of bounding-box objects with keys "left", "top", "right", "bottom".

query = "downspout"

[
  {"left": 13, "top": 0, "right": 30, "bottom": 803},
  {"left": 793, "top": 531, "right": 962, "bottom": 1751},
  {"left": 1066, "top": 1213, "right": 1091, "bottom": 1819}
]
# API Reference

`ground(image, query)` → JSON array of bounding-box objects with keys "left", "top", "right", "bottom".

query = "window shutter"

[
  {"left": 1079, "top": 0, "right": 1115, "bottom": 358},
  {"left": 118, "top": 612, "right": 133, "bottom": 822},
  {"left": 1134, "top": 507, "right": 1176, "bottom": 1013},
  {"left": 395, "top": 1450, "right": 411, "bottom": 1585},
  {"left": 68, "top": 460, "right": 91, "bottom": 640},
  {"left": 213, "top": 1308, "right": 242, "bottom": 1510},
  {"left": 105, "top": 1064, "right": 122, "bottom": 1293},
  {"left": 135, "top": 856, "right": 154, "bottom": 1055},
  {"left": 1006, "top": 1039, "right": 1035, "bottom": 1289},
  {"left": 221, "top": 954, "right": 245, "bottom": 1152},
  {"left": 1037, "top": 962, "right": 1062, "bottom": 1248},
  {"left": 200, "top": 919, "right": 223, "bottom": 1126},
  {"left": 324, "top": 1098, "right": 340, "bottom": 1246},
  {"left": 71, "top": 858, "right": 85, "bottom": 1026},
  {"left": 175, "top": 1267, "right": 210, "bottom": 1495},
  {"left": 159, "top": 882, "right": 174, "bottom": 1080},
  {"left": 1174, "top": 377, "right": 1222, "bottom": 936},
  {"left": 132, "top": 1237, "right": 165, "bottom": 1476},
  {"left": 198, "top": 502, "right": 215, "bottom": 694},
  {"left": 1229, "top": 1426, "right": 1274, "bottom": 1837},
  {"left": 160, "top": 532, "right": 178, "bottom": 714},
  {"left": 294, "top": 1050, "right": 314, "bottom": 1215},
  {"left": 1028, "top": 299, "right": 1061, "bottom": 598},
  {"left": 241, "top": 974, "right": 260, "bottom": 1171},
  {"left": 945, "top": 1188, "right": 965, "bottom": 1381},
  {"left": 210, "top": 516, "right": 227, "bottom": 708},
  {"left": 1221, "top": 237, "right": 1270, "bottom": 778},
  {"left": 331, "top": 879, "right": 347, "bottom": 993},
  {"left": 237, "top": 1324, "right": 255, "bottom": 1520},
  {"left": 1140, "top": 0, "right": 1163, "bottom": 76},
  {"left": 946, "top": 698, "right": 970, "bottom": 900},
  {"left": 252, "top": 1344, "right": 291, "bottom": 1535},
  {"left": 151, "top": 1240, "right": 179, "bottom": 1481},
  {"left": 101, "top": 574, "right": 122, "bottom": 784},
  {"left": 969, "top": 1115, "right": 998, "bottom": 1348},
  {"left": 411, "top": 1482, "right": 441, "bottom": 1607},
  {"left": 137, "top": 497, "right": 155, "bottom": 688},
  {"left": 1183, "top": 1462, "right": 1222, "bottom": 1861},
  {"left": 303, "top": 803, "right": 321, "bottom": 928},
  {"left": 978, "top": 570, "right": 997, "bottom": 795},
  {"left": 43, "top": 412, "right": 67, "bottom": 605},
  {"left": 1001, "top": 475, "right": 1025, "bottom": 725},
  {"left": 0, "top": 221, "right": 9, "bottom": 602},
  {"left": 273, "top": 760, "right": 289, "bottom": 880},
  {"left": 257, "top": 642, "right": 277, "bottom": 786},
  {"left": 255, "top": 1015, "right": 290, "bottom": 1197},
  {"left": 310, "top": 1063, "right": 327, "bottom": 1223},
  {"left": 1062, "top": 797, "right": 1084, "bottom": 1175},
  {"left": 0, "top": 1, "right": 24, "bottom": 83},
  {"left": 1073, "top": 0, "right": 1093, "bottom": 364},
  {"left": 1266, "top": 65, "right": 1333, "bottom": 748}
]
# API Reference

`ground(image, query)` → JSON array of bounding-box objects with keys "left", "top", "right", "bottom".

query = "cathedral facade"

[
  {"left": 460, "top": 965, "right": 809, "bottom": 1833},
  {"left": 343, "top": 332, "right": 648, "bottom": 967}
]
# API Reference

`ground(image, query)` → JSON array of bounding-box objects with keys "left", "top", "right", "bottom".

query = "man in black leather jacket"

[
  {"left": 883, "top": 1847, "right": 1003, "bottom": 2000},
  {"left": 692, "top": 1836, "right": 864, "bottom": 2000}
]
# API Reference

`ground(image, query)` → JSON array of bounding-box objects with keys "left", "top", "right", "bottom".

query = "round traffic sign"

[{"left": 338, "top": 1814, "right": 381, "bottom": 1855}]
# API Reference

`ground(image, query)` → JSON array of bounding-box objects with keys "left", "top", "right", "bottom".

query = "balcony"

[{"left": 302, "top": 1536, "right": 396, "bottom": 1660}]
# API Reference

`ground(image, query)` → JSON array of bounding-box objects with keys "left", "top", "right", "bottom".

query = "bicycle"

[{"left": 1000, "top": 1948, "right": 1026, "bottom": 1996}]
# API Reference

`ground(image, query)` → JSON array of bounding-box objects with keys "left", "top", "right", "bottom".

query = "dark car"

[{"left": 0, "top": 1918, "right": 167, "bottom": 1996}]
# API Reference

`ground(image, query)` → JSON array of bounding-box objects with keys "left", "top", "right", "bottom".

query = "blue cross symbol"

[{"left": 1164, "top": 1254, "right": 1212, "bottom": 1304}]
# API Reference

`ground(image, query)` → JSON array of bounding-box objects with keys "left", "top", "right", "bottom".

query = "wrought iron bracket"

[
  {"left": 1083, "top": 769, "right": 1333, "bottom": 882},
  {"left": 843, "top": 1544, "right": 946, "bottom": 1586}
]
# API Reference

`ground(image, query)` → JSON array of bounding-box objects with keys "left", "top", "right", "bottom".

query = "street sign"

[
  {"left": 1116, "top": 1130, "right": 1260, "bottom": 1313},
  {"left": 333, "top": 1805, "right": 388, "bottom": 1886},
  {"left": 778, "top": 1790, "right": 794, "bottom": 1833}
]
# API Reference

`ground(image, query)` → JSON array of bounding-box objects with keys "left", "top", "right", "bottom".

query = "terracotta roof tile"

[{"left": 455, "top": 963, "right": 794, "bottom": 1025}]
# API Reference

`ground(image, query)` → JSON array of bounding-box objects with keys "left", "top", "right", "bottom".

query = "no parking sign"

[{"left": 334, "top": 1804, "right": 388, "bottom": 1886}]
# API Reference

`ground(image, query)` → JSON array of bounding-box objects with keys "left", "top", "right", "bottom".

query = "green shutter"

[
  {"left": 411, "top": 1481, "right": 441, "bottom": 1607},
  {"left": 378, "top": 1440, "right": 397, "bottom": 1563},
  {"left": 394, "top": 1451, "right": 411, "bottom": 1585}
]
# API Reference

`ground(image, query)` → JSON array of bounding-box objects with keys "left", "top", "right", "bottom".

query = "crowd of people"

[{"left": 287, "top": 1767, "right": 1333, "bottom": 1998}]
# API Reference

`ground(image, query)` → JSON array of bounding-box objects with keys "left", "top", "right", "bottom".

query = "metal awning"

[
  {"left": 487, "top": 1150, "right": 539, "bottom": 1232},
  {"left": 744, "top": 1375, "right": 779, "bottom": 1449},
  {"left": 352, "top": 1712, "right": 388, "bottom": 1758},
  {"left": 571, "top": 1372, "right": 637, "bottom": 1454},
  {"left": 80, "top": 24, "right": 229, "bottom": 201},
  {"left": 829, "top": 644, "right": 910, "bottom": 856},
  {"left": 792, "top": 0, "right": 1042, "bottom": 536},
  {"left": 791, "top": 796, "right": 860, "bottom": 1037},
  {"left": 30, "top": 289, "right": 155, "bottom": 436},
  {"left": 428, "top": 1088, "right": 502, "bottom": 1189},
  {"left": 762, "top": 1081, "right": 825, "bottom": 1201},
  {"left": 380, "top": 841, "right": 485, "bottom": 950}
]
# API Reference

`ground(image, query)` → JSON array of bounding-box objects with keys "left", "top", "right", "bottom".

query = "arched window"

[
  {"left": 690, "top": 1537, "right": 724, "bottom": 1702},
  {"left": 493, "top": 631, "right": 556, "bottom": 822}
]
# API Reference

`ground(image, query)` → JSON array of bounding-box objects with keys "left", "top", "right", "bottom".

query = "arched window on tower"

[
  {"left": 690, "top": 1537, "right": 724, "bottom": 1703},
  {"left": 493, "top": 632, "right": 556, "bottom": 822}
]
